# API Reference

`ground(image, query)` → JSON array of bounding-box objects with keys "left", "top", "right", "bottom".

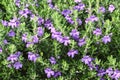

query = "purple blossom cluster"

[
  {"left": 38, "top": 17, "right": 44, "bottom": 26},
  {"left": 22, "top": 34, "right": 27, "bottom": 42},
  {"left": 76, "top": 18, "right": 82, "bottom": 26},
  {"left": 70, "top": 29, "right": 79, "bottom": 41},
  {"left": 85, "top": 15, "right": 98, "bottom": 23},
  {"left": 81, "top": 55, "right": 94, "bottom": 70},
  {"left": 44, "top": 19, "right": 71, "bottom": 46},
  {"left": 92, "top": 28, "right": 112, "bottom": 44},
  {"left": 4, "top": 39, "right": 8, "bottom": 44},
  {"left": 108, "top": 5, "right": 115, "bottom": 13},
  {"left": 73, "top": 3, "right": 85, "bottom": 11},
  {"left": 64, "top": 15, "right": 75, "bottom": 24},
  {"left": 21, "top": 27, "right": 44, "bottom": 47},
  {"left": 7, "top": 51, "right": 22, "bottom": 69},
  {"left": 98, "top": 5, "right": 115, "bottom": 13},
  {"left": 47, "top": 56, "right": 62, "bottom": 78},
  {"left": 1, "top": 20, "right": 8, "bottom": 26},
  {"left": 78, "top": 38, "right": 86, "bottom": 47},
  {"left": 1, "top": 2, "right": 45, "bottom": 48},
  {"left": 61, "top": 9, "right": 75, "bottom": 24},
  {"left": 67, "top": 49, "right": 78, "bottom": 58},
  {"left": 8, "top": 17, "right": 20, "bottom": 28},
  {"left": 99, "top": 6, "right": 106, "bottom": 13},
  {"left": 93, "top": 28, "right": 102, "bottom": 36},
  {"left": 15, "top": 0, "right": 21, "bottom": 7},
  {"left": 47, "top": 0, "right": 54, "bottom": 9},
  {"left": 102, "top": 35, "right": 111, "bottom": 44},
  {"left": 49, "top": 56, "right": 56, "bottom": 64},
  {"left": 8, "top": 30, "right": 16, "bottom": 37},
  {"left": 44, "top": 68, "right": 61, "bottom": 78},
  {"left": 62, "top": 9, "right": 72, "bottom": 16},
  {"left": 81, "top": 55, "right": 120, "bottom": 80},
  {"left": 28, "top": 52, "right": 39, "bottom": 62},
  {"left": 19, "top": 8, "right": 32, "bottom": 18},
  {"left": 69, "top": 29, "right": 86, "bottom": 47},
  {"left": 7, "top": 51, "right": 40, "bottom": 69},
  {"left": 1, "top": 17, "right": 20, "bottom": 28}
]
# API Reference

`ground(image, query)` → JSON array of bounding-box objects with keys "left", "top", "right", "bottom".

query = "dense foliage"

[{"left": 0, "top": 0, "right": 120, "bottom": 80}]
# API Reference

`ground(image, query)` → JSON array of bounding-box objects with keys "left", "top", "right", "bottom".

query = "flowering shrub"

[{"left": 0, "top": 0, "right": 120, "bottom": 80}]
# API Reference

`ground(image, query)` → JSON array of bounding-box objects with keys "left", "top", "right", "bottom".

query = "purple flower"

[
  {"left": 15, "top": 51, "right": 21, "bottom": 57},
  {"left": 70, "top": 29, "right": 79, "bottom": 41},
  {"left": 7, "top": 54, "right": 18, "bottom": 63},
  {"left": 26, "top": 42, "right": 34, "bottom": 48},
  {"left": 13, "top": 62, "right": 22, "bottom": 69},
  {"left": 51, "top": 31, "right": 62, "bottom": 39},
  {"left": 47, "top": 0, "right": 54, "bottom": 8},
  {"left": 108, "top": 4, "right": 115, "bottom": 13},
  {"left": 111, "top": 70, "right": 120, "bottom": 80},
  {"left": 44, "top": 68, "right": 55, "bottom": 78},
  {"left": 85, "top": 15, "right": 98, "bottom": 23},
  {"left": 97, "top": 69, "right": 106, "bottom": 77},
  {"left": 88, "top": 63, "right": 95, "bottom": 70},
  {"left": 95, "top": 65, "right": 99, "bottom": 71},
  {"left": 56, "top": 35, "right": 64, "bottom": 43},
  {"left": 1, "top": 20, "right": 8, "bottom": 26},
  {"left": 38, "top": 17, "right": 44, "bottom": 26},
  {"left": 85, "top": 18, "right": 91, "bottom": 23},
  {"left": 67, "top": 49, "right": 78, "bottom": 58},
  {"left": 51, "top": 29, "right": 63, "bottom": 43},
  {"left": 37, "top": 27, "right": 44, "bottom": 37},
  {"left": 7, "top": 64, "right": 12, "bottom": 68},
  {"left": 93, "top": 28, "right": 102, "bottom": 36},
  {"left": 44, "top": 19, "right": 54, "bottom": 29},
  {"left": 48, "top": 3, "right": 54, "bottom": 9},
  {"left": 15, "top": 0, "right": 21, "bottom": 7},
  {"left": 106, "top": 67, "right": 113, "bottom": 77},
  {"left": 73, "top": 3, "right": 85, "bottom": 11},
  {"left": 99, "top": 6, "right": 106, "bottom": 13},
  {"left": 8, "top": 18, "right": 20, "bottom": 28},
  {"left": 102, "top": 35, "right": 111, "bottom": 44},
  {"left": 19, "top": 8, "right": 31, "bottom": 18},
  {"left": 65, "top": 15, "right": 74, "bottom": 24},
  {"left": 76, "top": 18, "right": 82, "bottom": 26},
  {"left": 0, "top": 48, "right": 2, "bottom": 53},
  {"left": 62, "top": 9, "right": 72, "bottom": 16},
  {"left": 81, "top": 55, "right": 93, "bottom": 65},
  {"left": 30, "top": 14, "right": 35, "bottom": 20},
  {"left": 49, "top": 56, "right": 56, "bottom": 64},
  {"left": 8, "top": 30, "right": 15, "bottom": 37},
  {"left": 74, "top": 0, "right": 81, "bottom": 3},
  {"left": 32, "top": 35, "right": 39, "bottom": 43},
  {"left": 54, "top": 71, "right": 61, "bottom": 78},
  {"left": 50, "top": 27, "right": 56, "bottom": 33},
  {"left": 28, "top": 52, "right": 39, "bottom": 62},
  {"left": 62, "top": 36, "right": 71, "bottom": 46},
  {"left": 89, "top": 15, "right": 98, "bottom": 22},
  {"left": 3, "top": 39, "right": 8, "bottom": 44},
  {"left": 22, "top": 34, "right": 27, "bottom": 42},
  {"left": 47, "top": 0, "right": 52, "bottom": 3},
  {"left": 78, "top": 38, "right": 86, "bottom": 47}
]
